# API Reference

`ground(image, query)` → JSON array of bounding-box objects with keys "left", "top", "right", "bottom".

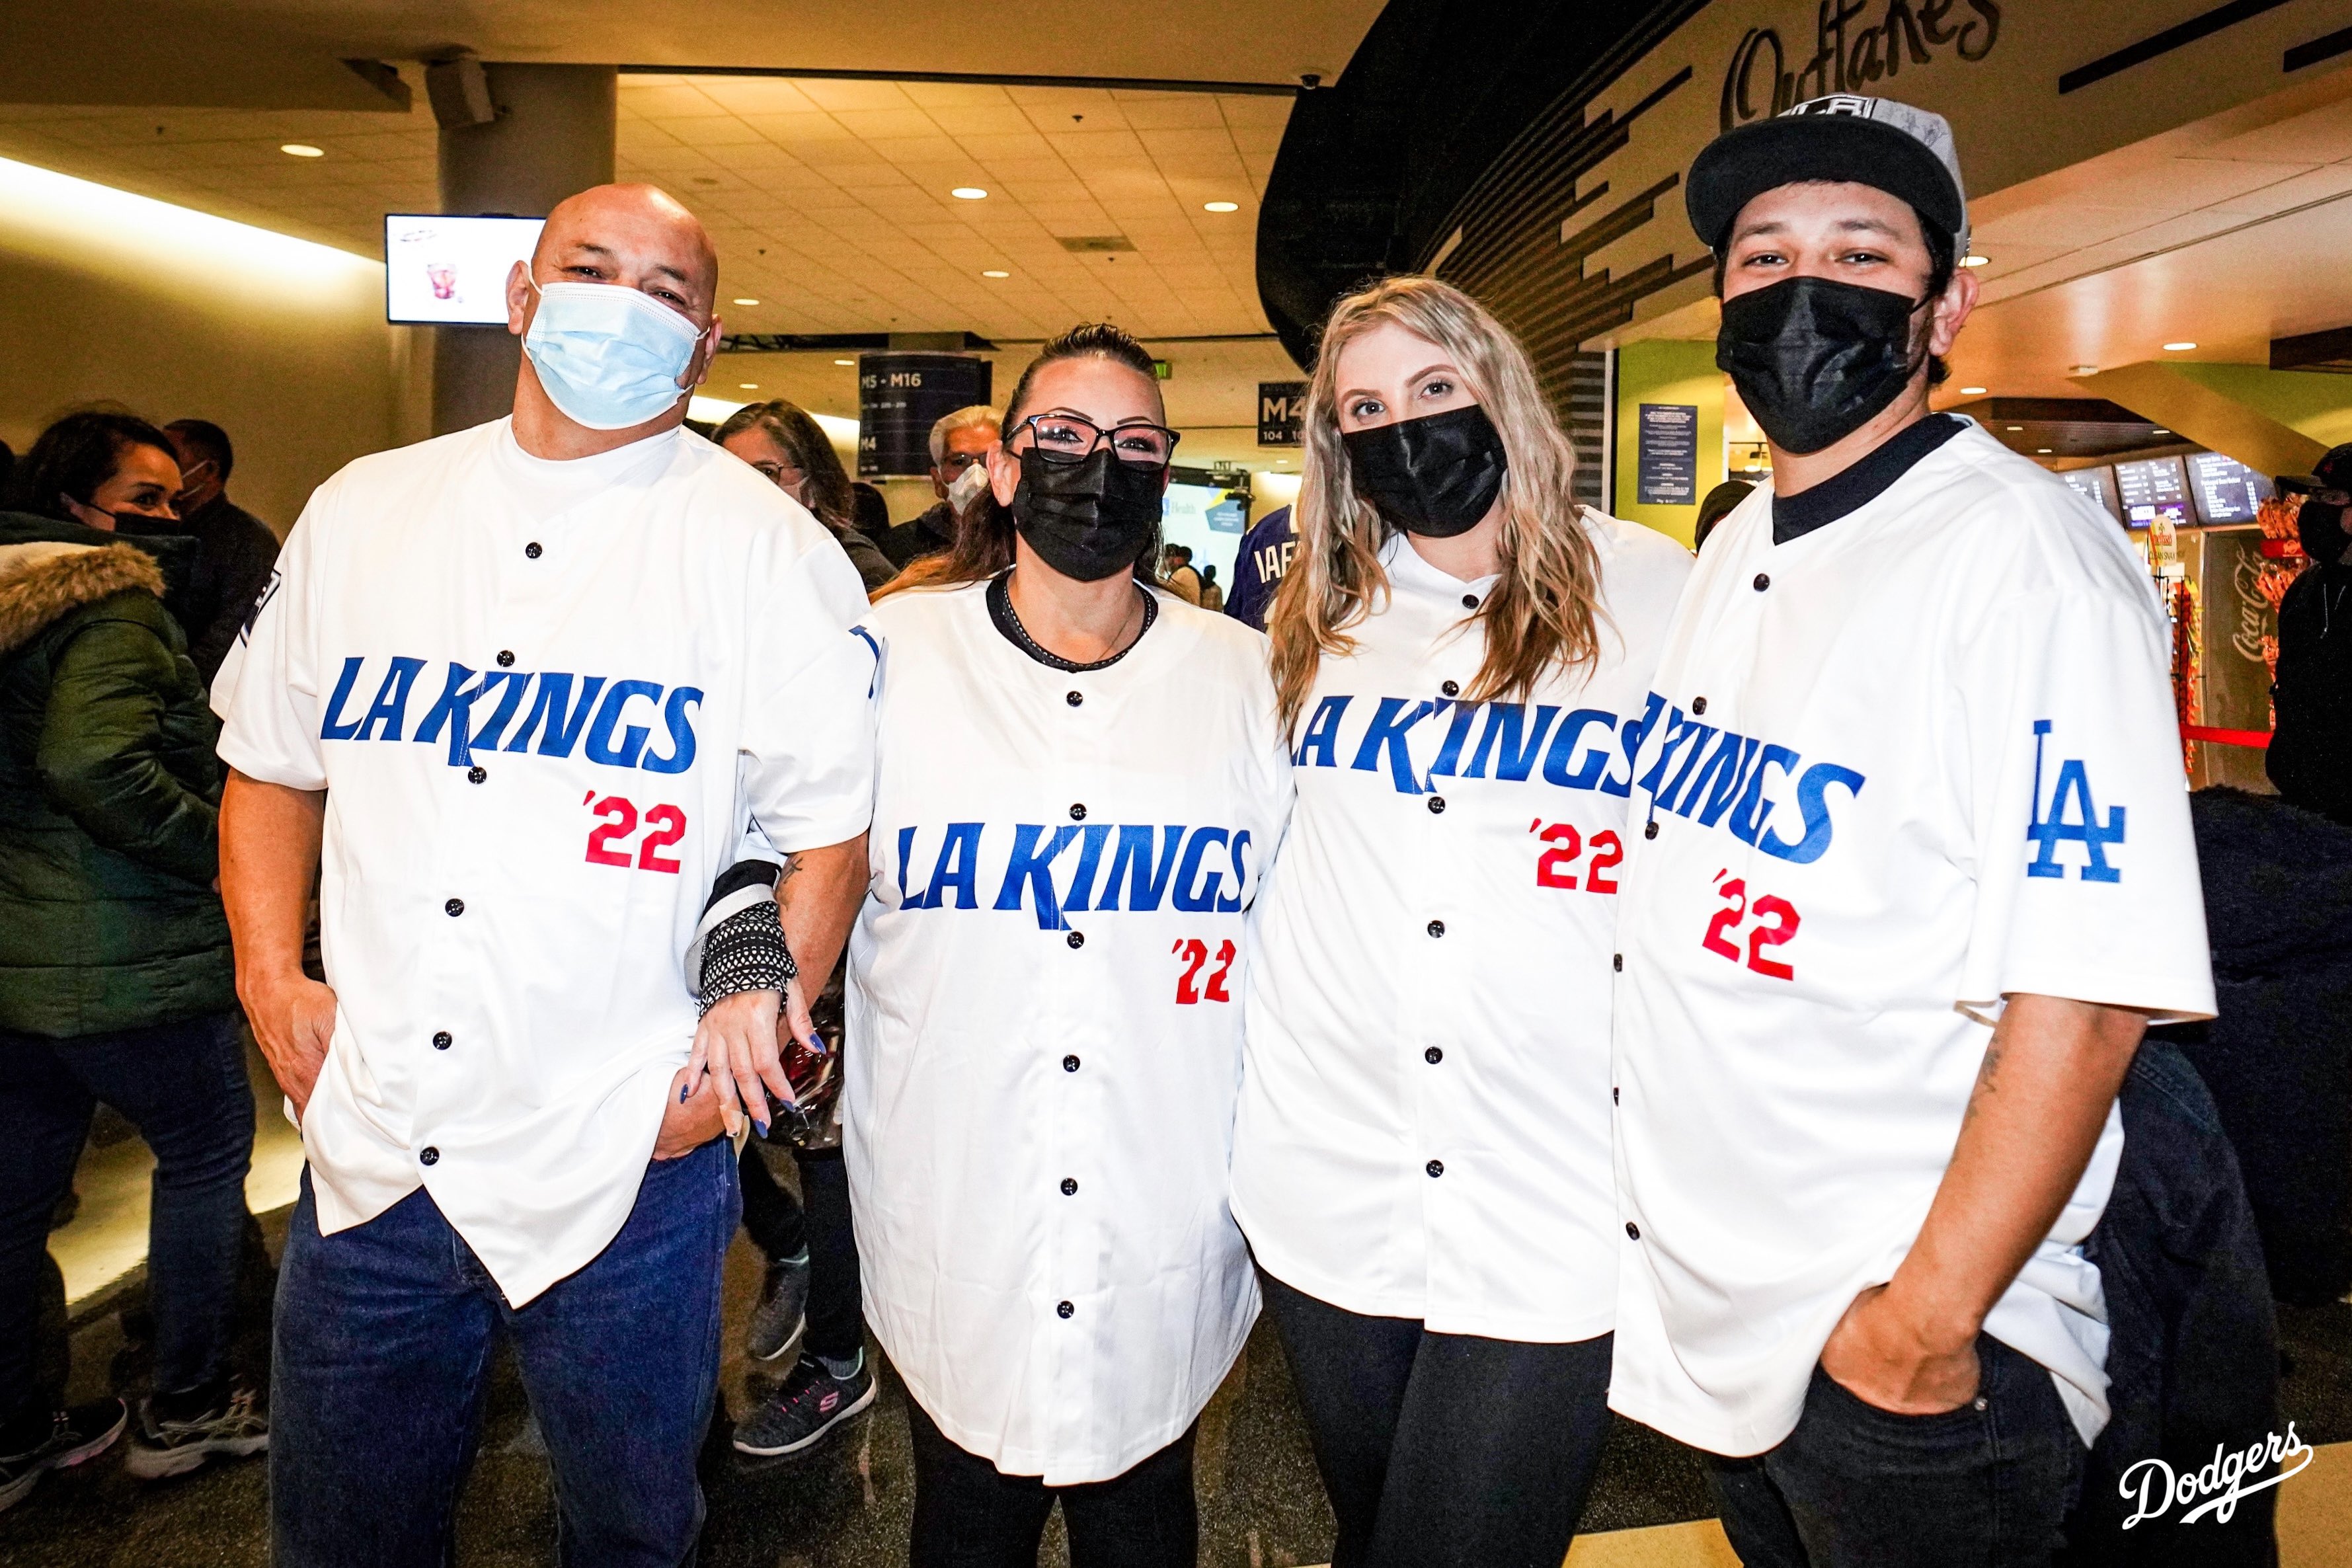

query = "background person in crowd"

[
  {"left": 1224, "top": 504, "right": 1294, "bottom": 631},
  {"left": 213, "top": 182, "right": 876, "bottom": 1567},
  {"left": 1158, "top": 541, "right": 1204, "bottom": 605},
  {"left": 848, "top": 323, "right": 1288, "bottom": 1566},
  {"left": 1196, "top": 562, "right": 1224, "bottom": 613},
  {"left": 2267, "top": 445, "right": 2352, "bottom": 826},
  {"left": 877, "top": 405, "right": 1000, "bottom": 570},
  {"left": 716, "top": 399, "right": 895, "bottom": 592},
  {"left": 851, "top": 481, "right": 893, "bottom": 547},
  {"left": 1236, "top": 276, "right": 1690, "bottom": 1568},
  {"left": 1608, "top": 98, "right": 2215, "bottom": 1567},
  {"left": 160, "top": 420, "right": 282, "bottom": 684},
  {"left": 1692, "top": 478, "right": 1753, "bottom": 553},
  {"left": 0, "top": 411, "right": 264, "bottom": 1507}
]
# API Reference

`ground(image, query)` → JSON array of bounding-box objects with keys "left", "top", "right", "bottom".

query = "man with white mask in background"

[{"left": 212, "top": 183, "right": 877, "bottom": 1567}]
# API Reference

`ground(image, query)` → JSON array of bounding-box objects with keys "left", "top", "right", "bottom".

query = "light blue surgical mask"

[{"left": 522, "top": 279, "right": 703, "bottom": 430}]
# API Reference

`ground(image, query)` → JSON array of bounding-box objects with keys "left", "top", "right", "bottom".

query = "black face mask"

[
  {"left": 1342, "top": 404, "right": 1508, "bottom": 539},
  {"left": 2299, "top": 492, "right": 2349, "bottom": 565},
  {"left": 1011, "top": 446, "right": 1164, "bottom": 582},
  {"left": 1717, "top": 276, "right": 1927, "bottom": 455}
]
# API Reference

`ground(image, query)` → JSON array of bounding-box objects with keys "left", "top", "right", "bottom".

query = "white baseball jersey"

[
  {"left": 845, "top": 579, "right": 1290, "bottom": 1485},
  {"left": 212, "top": 418, "right": 875, "bottom": 1305},
  {"left": 1234, "top": 517, "right": 1690, "bottom": 1339},
  {"left": 1607, "top": 419, "right": 2215, "bottom": 1457}
]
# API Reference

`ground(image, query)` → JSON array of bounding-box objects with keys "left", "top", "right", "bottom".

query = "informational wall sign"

[
  {"left": 1637, "top": 403, "right": 1700, "bottom": 506},
  {"left": 1259, "top": 381, "right": 1308, "bottom": 446},
  {"left": 857, "top": 353, "right": 993, "bottom": 477}
]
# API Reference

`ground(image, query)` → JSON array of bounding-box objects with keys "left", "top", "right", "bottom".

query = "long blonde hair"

[{"left": 1267, "top": 276, "right": 1605, "bottom": 732}]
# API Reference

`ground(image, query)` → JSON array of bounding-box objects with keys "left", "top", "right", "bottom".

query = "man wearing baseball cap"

[{"left": 1607, "top": 97, "right": 2216, "bottom": 1563}]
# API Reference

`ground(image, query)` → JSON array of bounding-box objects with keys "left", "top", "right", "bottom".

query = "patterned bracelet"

[{"left": 697, "top": 896, "right": 797, "bottom": 1015}]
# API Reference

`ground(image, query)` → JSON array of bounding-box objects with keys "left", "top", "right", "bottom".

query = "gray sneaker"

[
  {"left": 124, "top": 1378, "right": 268, "bottom": 1480},
  {"left": 746, "top": 1250, "right": 811, "bottom": 1362},
  {"left": 0, "top": 1398, "right": 126, "bottom": 1512},
  {"left": 731, "top": 1352, "right": 875, "bottom": 1458}
]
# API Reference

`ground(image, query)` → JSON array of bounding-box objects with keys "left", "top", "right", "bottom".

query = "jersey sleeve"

[
  {"left": 210, "top": 496, "right": 326, "bottom": 791},
  {"left": 1953, "top": 580, "right": 2215, "bottom": 1023},
  {"left": 736, "top": 529, "right": 878, "bottom": 855}
]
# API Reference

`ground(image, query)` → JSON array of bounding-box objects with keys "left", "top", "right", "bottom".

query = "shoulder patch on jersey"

[{"left": 2027, "top": 719, "right": 2126, "bottom": 882}]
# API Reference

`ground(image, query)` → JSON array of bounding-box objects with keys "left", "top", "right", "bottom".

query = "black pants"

[
  {"left": 736, "top": 1141, "right": 861, "bottom": 1362},
  {"left": 1708, "top": 1335, "right": 2084, "bottom": 1568},
  {"left": 906, "top": 1398, "right": 1196, "bottom": 1568},
  {"left": 1258, "top": 1269, "right": 1614, "bottom": 1568}
]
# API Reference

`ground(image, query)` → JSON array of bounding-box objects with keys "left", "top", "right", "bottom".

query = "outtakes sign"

[{"left": 1721, "top": 1, "right": 2004, "bottom": 130}]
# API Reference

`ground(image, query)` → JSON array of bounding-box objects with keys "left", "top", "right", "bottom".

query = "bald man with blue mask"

[{"left": 214, "top": 182, "right": 877, "bottom": 1566}]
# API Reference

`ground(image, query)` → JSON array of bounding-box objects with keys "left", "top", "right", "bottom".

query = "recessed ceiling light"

[
  {"left": 982, "top": 269, "right": 1009, "bottom": 278},
  {"left": 1959, "top": 254, "right": 1988, "bottom": 268},
  {"left": 1203, "top": 201, "right": 1239, "bottom": 213},
  {"left": 738, "top": 383, "right": 759, "bottom": 389},
  {"left": 2152, "top": 428, "right": 2171, "bottom": 435},
  {"left": 2071, "top": 364, "right": 2099, "bottom": 375},
  {"left": 834, "top": 358, "right": 853, "bottom": 366},
  {"left": 2163, "top": 341, "right": 2197, "bottom": 352},
  {"left": 2037, "top": 448, "right": 2054, "bottom": 453},
  {"left": 951, "top": 186, "right": 989, "bottom": 200},
  {"left": 2006, "top": 424, "right": 2025, "bottom": 432},
  {"left": 1959, "top": 386, "right": 1986, "bottom": 395},
  {"left": 732, "top": 297, "right": 759, "bottom": 305},
  {"left": 280, "top": 143, "right": 324, "bottom": 158}
]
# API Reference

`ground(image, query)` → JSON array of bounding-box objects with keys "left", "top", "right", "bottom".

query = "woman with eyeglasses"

[
  {"left": 849, "top": 323, "right": 1288, "bottom": 1566},
  {"left": 715, "top": 399, "right": 896, "bottom": 592},
  {"left": 1232, "top": 276, "right": 1692, "bottom": 1567}
]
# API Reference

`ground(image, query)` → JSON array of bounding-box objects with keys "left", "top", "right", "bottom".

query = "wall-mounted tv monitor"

[
  {"left": 385, "top": 214, "right": 545, "bottom": 325},
  {"left": 2186, "top": 451, "right": 2275, "bottom": 525},
  {"left": 2114, "top": 455, "right": 2191, "bottom": 529},
  {"left": 2058, "top": 465, "right": 2122, "bottom": 524}
]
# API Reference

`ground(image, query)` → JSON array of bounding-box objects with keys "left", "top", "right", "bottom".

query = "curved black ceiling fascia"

[{"left": 1257, "top": 0, "right": 1709, "bottom": 370}]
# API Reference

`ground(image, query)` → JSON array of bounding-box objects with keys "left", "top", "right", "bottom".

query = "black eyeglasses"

[{"left": 1011, "top": 412, "right": 1179, "bottom": 469}]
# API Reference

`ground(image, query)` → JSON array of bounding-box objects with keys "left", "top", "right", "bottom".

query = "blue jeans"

[
  {"left": 0, "top": 1011, "right": 253, "bottom": 1421},
  {"left": 1709, "top": 1335, "right": 2086, "bottom": 1567},
  {"left": 270, "top": 1136, "right": 738, "bottom": 1568}
]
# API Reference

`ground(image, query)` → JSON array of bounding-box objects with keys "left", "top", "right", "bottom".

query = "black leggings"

[
  {"left": 906, "top": 1398, "right": 1197, "bottom": 1568},
  {"left": 736, "top": 1142, "right": 862, "bottom": 1362},
  {"left": 1259, "top": 1269, "right": 1614, "bottom": 1568}
]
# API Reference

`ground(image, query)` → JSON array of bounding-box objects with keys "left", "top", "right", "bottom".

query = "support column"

[{"left": 432, "top": 64, "right": 616, "bottom": 436}]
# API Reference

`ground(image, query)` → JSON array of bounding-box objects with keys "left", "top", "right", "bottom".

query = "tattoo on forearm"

[{"left": 1963, "top": 1037, "right": 2006, "bottom": 1126}]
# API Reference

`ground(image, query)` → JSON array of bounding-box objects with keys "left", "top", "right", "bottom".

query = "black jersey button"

[
  {"left": 467, "top": 766, "right": 487, "bottom": 784},
  {"left": 1066, "top": 931, "right": 1085, "bottom": 949},
  {"left": 1425, "top": 1046, "right": 1443, "bottom": 1064},
  {"left": 524, "top": 542, "right": 543, "bottom": 559},
  {"left": 444, "top": 898, "right": 465, "bottom": 917},
  {"left": 1427, "top": 795, "right": 1446, "bottom": 814},
  {"left": 1461, "top": 593, "right": 1479, "bottom": 610},
  {"left": 1753, "top": 572, "right": 1771, "bottom": 592},
  {"left": 1066, "top": 690, "right": 1083, "bottom": 707},
  {"left": 496, "top": 650, "right": 515, "bottom": 668},
  {"left": 420, "top": 1147, "right": 440, "bottom": 1166},
  {"left": 1644, "top": 820, "right": 1659, "bottom": 839},
  {"left": 1070, "top": 803, "right": 1087, "bottom": 821},
  {"left": 1426, "top": 1159, "right": 1444, "bottom": 1179},
  {"left": 432, "top": 1031, "right": 452, "bottom": 1050},
  {"left": 1692, "top": 695, "right": 1707, "bottom": 715},
  {"left": 1060, "top": 1178, "right": 1078, "bottom": 1196},
  {"left": 1626, "top": 1222, "right": 1641, "bottom": 1240},
  {"left": 1441, "top": 680, "right": 1460, "bottom": 697},
  {"left": 1062, "top": 1054, "right": 1081, "bottom": 1072},
  {"left": 1612, "top": 1085, "right": 1620, "bottom": 1104},
  {"left": 1056, "top": 1300, "right": 1075, "bottom": 1319},
  {"left": 1427, "top": 920, "right": 1445, "bottom": 938},
  {"left": 1612, "top": 953, "right": 1623, "bottom": 972}
]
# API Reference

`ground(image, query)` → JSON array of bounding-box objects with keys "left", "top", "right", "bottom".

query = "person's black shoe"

[
  {"left": 0, "top": 1398, "right": 126, "bottom": 1512},
  {"left": 746, "top": 1250, "right": 811, "bottom": 1363},
  {"left": 124, "top": 1377, "right": 268, "bottom": 1480},
  {"left": 731, "top": 1351, "right": 876, "bottom": 1458}
]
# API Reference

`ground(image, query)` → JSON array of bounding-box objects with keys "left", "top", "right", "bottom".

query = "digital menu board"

[
  {"left": 2187, "top": 451, "right": 2274, "bottom": 524},
  {"left": 2058, "top": 465, "right": 2122, "bottom": 523},
  {"left": 2114, "top": 455, "right": 2191, "bottom": 529}
]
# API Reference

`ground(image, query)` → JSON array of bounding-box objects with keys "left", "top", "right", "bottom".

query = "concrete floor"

[{"left": 11, "top": 1047, "right": 2352, "bottom": 1567}]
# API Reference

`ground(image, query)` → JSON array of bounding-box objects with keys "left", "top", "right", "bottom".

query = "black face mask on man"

[
  {"left": 1717, "top": 276, "right": 1927, "bottom": 455},
  {"left": 1010, "top": 446, "right": 1164, "bottom": 582},
  {"left": 1341, "top": 404, "right": 1509, "bottom": 539},
  {"left": 2298, "top": 490, "right": 2351, "bottom": 565}
]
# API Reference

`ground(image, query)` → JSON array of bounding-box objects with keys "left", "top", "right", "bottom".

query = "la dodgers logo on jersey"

[
  {"left": 2027, "top": 719, "right": 2127, "bottom": 882},
  {"left": 318, "top": 655, "right": 703, "bottom": 774}
]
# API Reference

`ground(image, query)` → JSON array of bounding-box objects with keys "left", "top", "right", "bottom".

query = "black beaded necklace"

[{"left": 986, "top": 571, "right": 1156, "bottom": 673}]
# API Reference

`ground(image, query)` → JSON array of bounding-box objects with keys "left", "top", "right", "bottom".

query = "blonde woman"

[{"left": 1233, "top": 277, "right": 1691, "bottom": 1568}]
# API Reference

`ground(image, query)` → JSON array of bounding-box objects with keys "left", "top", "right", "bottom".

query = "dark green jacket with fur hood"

[{"left": 0, "top": 512, "right": 234, "bottom": 1037}]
